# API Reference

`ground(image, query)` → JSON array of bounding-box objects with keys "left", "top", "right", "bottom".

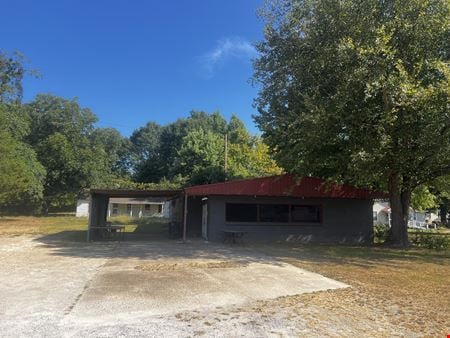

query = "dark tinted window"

[
  {"left": 226, "top": 203, "right": 258, "bottom": 222},
  {"left": 259, "top": 204, "right": 289, "bottom": 222},
  {"left": 291, "top": 205, "right": 321, "bottom": 223}
]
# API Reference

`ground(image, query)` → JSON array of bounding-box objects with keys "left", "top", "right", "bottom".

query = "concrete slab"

[
  {"left": 67, "top": 240, "right": 347, "bottom": 322},
  {"left": 0, "top": 236, "right": 349, "bottom": 337}
]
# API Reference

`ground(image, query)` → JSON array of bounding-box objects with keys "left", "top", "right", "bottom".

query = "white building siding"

[
  {"left": 77, "top": 198, "right": 171, "bottom": 219},
  {"left": 76, "top": 200, "right": 89, "bottom": 217}
]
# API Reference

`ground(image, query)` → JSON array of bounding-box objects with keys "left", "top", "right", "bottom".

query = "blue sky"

[{"left": 1, "top": 0, "right": 265, "bottom": 135}]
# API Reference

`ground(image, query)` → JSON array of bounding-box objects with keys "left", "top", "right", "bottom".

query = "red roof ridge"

[
  {"left": 186, "top": 173, "right": 291, "bottom": 190},
  {"left": 184, "top": 174, "right": 385, "bottom": 199}
]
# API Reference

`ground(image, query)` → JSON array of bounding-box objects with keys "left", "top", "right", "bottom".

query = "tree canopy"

[
  {"left": 254, "top": 0, "right": 450, "bottom": 245},
  {"left": 130, "top": 111, "right": 281, "bottom": 185}
]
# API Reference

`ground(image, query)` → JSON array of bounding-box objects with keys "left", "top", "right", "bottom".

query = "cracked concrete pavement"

[{"left": 0, "top": 236, "right": 348, "bottom": 337}]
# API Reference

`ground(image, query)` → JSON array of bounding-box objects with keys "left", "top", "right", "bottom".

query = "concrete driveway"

[{"left": 0, "top": 236, "right": 347, "bottom": 337}]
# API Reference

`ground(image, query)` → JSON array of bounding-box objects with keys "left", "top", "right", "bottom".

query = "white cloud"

[{"left": 201, "top": 37, "right": 258, "bottom": 77}]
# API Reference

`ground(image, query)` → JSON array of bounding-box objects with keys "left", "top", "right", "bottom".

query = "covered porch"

[{"left": 87, "top": 189, "right": 183, "bottom": 241}]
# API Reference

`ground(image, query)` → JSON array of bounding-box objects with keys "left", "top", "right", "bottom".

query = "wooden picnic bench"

[
  {"left": 222, "top": 229, "right": 247, "bottom": 245},
  {"left": 90, "top": 223, "right": 126, "bottom": 241}
]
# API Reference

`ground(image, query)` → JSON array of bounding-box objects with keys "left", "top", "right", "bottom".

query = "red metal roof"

[{"left": 185, "top": 174, "right": 384, "bottom": 199}]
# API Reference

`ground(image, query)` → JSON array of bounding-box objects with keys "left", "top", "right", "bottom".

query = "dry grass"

[
  {"left": 0, "top": 215, "right": 168, "bottom": 240},
  {"left": 135, "top": 261, "right": 247, "bottom": 271},
  {"left": 252, "top": 243, "right": 450, "bottom": 336},
  {"left": 0, "top": 215, "right": 87, "bottom": 236}
]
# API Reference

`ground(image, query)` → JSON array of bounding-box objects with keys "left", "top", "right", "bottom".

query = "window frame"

[
  {"left": 112, "top": 203, "right": 119, "bottom": 215},
  {"left": 225, "top": 202, "right": 323, "bottom": 226}
]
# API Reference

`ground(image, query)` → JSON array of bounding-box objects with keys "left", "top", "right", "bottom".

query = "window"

[
  {"left": 259, "top": 204, "right": 289, "bottom": 222},
  {"left": 112, "top": 203, "right": 118, "bottom": 215},
  {"left": 225, "top": 203, "right": 322, "bottom": 224},
  {"left": 226, "top": 203, "right": 258, "bottom": 222},
  {"left": 145, "top": 204, "right": 150, "bottom": 211},
  {"left": 126, "top": 204, "right": 132, "bottom": 213},
  {"left": 158, "top": 204, "right": 163, "bottom": 213},
  {"left": 373, "top": 211, "right": 378, "bottom": 221},
  {"left": 290, "top": 205, "right": 321, "bottom": 223}
]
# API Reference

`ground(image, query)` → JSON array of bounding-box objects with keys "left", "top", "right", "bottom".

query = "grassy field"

[
  {"left": 0, "top": 215, "right": 168, "bottom": 239},
  {"left": 253, "top": 242, "right": 450, "bottom": 336}
]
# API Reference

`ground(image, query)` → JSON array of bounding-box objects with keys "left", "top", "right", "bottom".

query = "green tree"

[
  {"left": 0, "top": 51, "right": 27, "bottom": 103},
  {"left": 25, "top": 95, "right": 112, "bottom": 210},
  {"left": 411, "top": 185, "right": 437, "bottom": 212},
  {"left": 228, "top": 138, "right": 282, "bottom": 178},
  {"left": 228, "top": 114, "right": 251, "bottom": 144},
  {"left": 92, "top": 127, "right": 132, "bottom": 177},
  {"left": 0, "top": 130, "right": 45, "bottom": 210},
  {"left": 0, "top": 52, "right": 45, "bottom": 212},
  {"left": 175, "top": 128, "right": 225, "bottom": 177},
  {"left": 254, "top": 0, "right": 450, "bottom": 245},
  {"left": 130, "top": 122, "right": 164, "bottom": 182},
  {"left": 426, "top": 176, "right": 450, "bottom": 225}
]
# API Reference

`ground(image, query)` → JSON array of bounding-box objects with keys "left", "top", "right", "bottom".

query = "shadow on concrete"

[
  {"left": 32, "top": 229, "right": 449, "bottom": 268},
  {"left": 32, "top": 230, "right": 283, "bottom": 266}
]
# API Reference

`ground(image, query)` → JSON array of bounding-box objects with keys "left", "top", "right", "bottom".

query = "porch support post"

[{"left": 183, "top": 193, "right": 188, "bottom": 242}]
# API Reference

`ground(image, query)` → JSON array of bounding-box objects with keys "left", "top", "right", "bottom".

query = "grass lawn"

[
  {"left": 0, "top": 215, "right": 168, "bottom": 240},
  {"left": 252, "top": 242, "right": 450, "bottom": 336}
]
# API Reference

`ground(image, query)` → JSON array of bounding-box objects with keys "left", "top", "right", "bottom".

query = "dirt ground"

[{"left": 0, "top": 232, "right": 448, "bottom": 337}]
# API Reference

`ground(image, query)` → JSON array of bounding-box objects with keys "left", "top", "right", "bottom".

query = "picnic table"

[
  {"left": 90, "top": 223, "right": 126, "bottom": 241},
  {"left": 222, "top": 229, "right": 247, "bottom": 245}
]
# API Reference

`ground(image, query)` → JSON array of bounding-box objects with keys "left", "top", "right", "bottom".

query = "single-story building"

[
  {"left": 87, "top": 174, "right": 384, "bottom": 243},
  {"left": 184, "top": 175, "right": 382, "bottom": 243},
  {"left": 76, "top": 197, "right": 171, "bottom": 218}
]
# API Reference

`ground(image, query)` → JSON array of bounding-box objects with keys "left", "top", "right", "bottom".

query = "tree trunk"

[{"left": 388, "top": 173, "right": 410, "bottom": 246}]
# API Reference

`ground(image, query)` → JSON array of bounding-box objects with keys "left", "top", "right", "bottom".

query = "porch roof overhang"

[{"left": 89, "top": 189, "right": 182, "bottom": 198}]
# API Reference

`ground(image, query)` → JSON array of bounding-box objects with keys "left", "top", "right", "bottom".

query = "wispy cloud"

[{"left": 201, "top": 37, "right": 258, "bottom": 77}]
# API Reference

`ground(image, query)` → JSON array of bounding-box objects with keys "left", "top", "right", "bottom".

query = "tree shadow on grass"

[{"left": 251, "top": 241, "right": 450, "bottom": 269}]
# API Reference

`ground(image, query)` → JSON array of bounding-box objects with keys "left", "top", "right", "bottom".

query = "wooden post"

[{"left": 183, "top": 193, "right": 188, "bottom": 242}]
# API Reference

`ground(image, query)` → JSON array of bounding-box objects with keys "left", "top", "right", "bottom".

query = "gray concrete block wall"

[{"left": 205, "top": 196, "right": 373, "bottom": 243}]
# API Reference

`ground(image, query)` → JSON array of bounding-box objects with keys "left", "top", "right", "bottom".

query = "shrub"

[
  {"left": 373, "top": 223, "right": 390, "bottom": 243},
  {"left": 409, "top": 232, "right": 450, "bottom": 250}
]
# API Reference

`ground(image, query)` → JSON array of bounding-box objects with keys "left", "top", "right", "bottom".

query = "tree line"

[{"left": 0, "top": 52, "right": 281, "bottom": 214}]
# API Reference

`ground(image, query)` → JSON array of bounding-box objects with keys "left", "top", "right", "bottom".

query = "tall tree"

[
  {"left": 0, "top": 123, "right": 45, "bottom": 210},
  {"left": 254, "top": 0, "right": 450, "bottom": 245},
  {"left": 130, "top": 122, "right": 164, "bottom": 182},
  {"left": 0, "top": 52, "right": 45, "bottom": 212},
  {"left": 92, "top": 127, "right": 132, "bottom": 177},
  {"left": 175, "top": 128, "right": 225, "bottom": 177},
  {"left": 25, "top": 94, "right": 112, "bottom": 210},
  {"left": 0, "top": 51, "right": 27, "bottom": 103}
]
